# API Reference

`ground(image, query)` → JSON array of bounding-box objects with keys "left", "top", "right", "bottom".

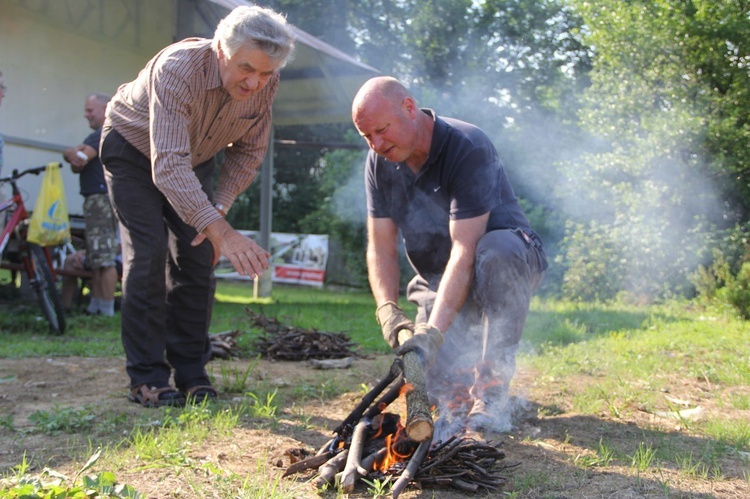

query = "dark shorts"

[{"left": 84, "top": 193, "right": 119, "bottom": 268}]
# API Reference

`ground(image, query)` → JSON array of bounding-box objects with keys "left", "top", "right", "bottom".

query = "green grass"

[
  {"left": 0, "top": 281, "right": 389, "bottom": 357},
  {"left": 1, "top": 283, "right": 749, "bottom": 497}
]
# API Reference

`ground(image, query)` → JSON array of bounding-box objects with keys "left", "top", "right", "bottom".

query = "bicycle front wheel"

[{"left": 28, "top": 243, "right": 66, "bottom": 335}]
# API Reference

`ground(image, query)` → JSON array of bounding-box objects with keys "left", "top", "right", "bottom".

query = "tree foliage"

[
  {"left": 227, "top": 0, "right": 750, "bottom": 303},
  {"left": 556, "top": 0, "right": 750, "bottom": 301}
]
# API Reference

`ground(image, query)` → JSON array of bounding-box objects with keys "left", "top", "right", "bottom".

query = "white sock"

[
  {"left": 87, "top": 298, "right": 100, "bottom": 314},
  {"left": 100, "top": 300, "right": 115, "bottom": 317}
]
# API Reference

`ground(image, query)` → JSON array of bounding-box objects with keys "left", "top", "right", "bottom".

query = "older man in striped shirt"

[{"left": 100, "top": 6, "right": 295, "bottom": 408}]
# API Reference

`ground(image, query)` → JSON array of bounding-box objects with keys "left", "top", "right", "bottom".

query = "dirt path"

[{"left": 1, "top": 355, "right": 748, "bottom": 498}]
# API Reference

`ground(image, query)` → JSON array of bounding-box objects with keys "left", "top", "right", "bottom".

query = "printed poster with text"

[{"left": 214, "top": 231, "right": 328, "bottom": 287}]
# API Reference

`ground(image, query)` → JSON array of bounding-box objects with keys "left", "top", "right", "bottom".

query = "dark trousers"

[
  {"left": 100, "top": 128, "right": 216, "bottom": 391},
  {"left": 407, "top": 229, "right": 546, "bottom": 390}
]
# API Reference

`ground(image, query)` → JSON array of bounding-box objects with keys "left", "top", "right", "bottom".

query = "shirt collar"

[
  {"left": 205, "top": 42, "right": 223, "bottom": 91},
  {"left": 423, "top": 108, "right": 447, "bottom": 169}
]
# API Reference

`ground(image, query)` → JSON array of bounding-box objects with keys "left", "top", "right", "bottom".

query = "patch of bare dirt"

[{"left": 1, "top": 355, "right": 749, "bottom": 498}]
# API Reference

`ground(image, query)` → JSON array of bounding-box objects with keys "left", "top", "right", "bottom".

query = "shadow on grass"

[{"left": 503, "top": 400, "right": 747, "bottom": 497}]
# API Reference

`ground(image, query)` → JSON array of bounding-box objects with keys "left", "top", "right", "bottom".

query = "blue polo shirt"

[{"left": 365, "top": 109, "right": 533, "bottom": 284}]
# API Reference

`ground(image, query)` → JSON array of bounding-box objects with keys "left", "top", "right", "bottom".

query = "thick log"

[{"left": 398, "top": 330, "right": 433, "bottom": 442}]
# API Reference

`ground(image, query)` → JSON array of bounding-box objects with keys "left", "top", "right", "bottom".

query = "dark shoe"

[
  {"left": 129, "top": 384, "right": 186, "bottom": 408},
  {"left": 183, "top": 385, "right": 218, "bottom": 404}
]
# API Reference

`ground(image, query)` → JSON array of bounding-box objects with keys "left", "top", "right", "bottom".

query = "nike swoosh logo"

[{"left": 434, "top": 186, "right": 441, "bottom": 192}]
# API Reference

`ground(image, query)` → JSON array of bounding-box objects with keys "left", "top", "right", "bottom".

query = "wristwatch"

[{"left": 214, "top": 203, "right": 227, "bottom": 217}]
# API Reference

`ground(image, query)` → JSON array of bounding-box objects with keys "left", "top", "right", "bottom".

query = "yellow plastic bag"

[{"left": 27, "top": 162, "right": 71, "bottom": 246}]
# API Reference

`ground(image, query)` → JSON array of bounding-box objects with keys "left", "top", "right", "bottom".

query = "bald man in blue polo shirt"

[{"left": 353, "top": 76, "right": 547, "bottom": 432}]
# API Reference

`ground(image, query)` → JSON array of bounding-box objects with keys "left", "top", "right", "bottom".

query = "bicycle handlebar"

[{"left": 1, "top": 162, "right": 62, "bottom": 183}]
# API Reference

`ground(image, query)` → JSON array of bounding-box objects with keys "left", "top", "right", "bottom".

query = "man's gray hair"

[
  {"left": 87, "top": 93, "right": 111, "bottom": 105},
  {"left": 212, "top": 5, "right": 295, "bottom": 68}
]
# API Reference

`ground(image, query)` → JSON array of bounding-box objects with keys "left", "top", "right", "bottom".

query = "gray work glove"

[
  {"left": 375, "top": 301, "right": 414, "bottom": 348},
  {"left": 395, "top": 323, "right": 444, "bottom": 368}
]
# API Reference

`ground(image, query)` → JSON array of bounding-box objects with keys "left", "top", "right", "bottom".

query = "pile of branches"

[
  {"left": 246, "top": 307, "right": 362, "bottom": 361},
  {"left": 209, "top": 330, "right": 243, "bottom": 359},
  {"left": 393, "top": 434, "right": 512, "bottom": 493},
  {"left": 282, "top": 359, "right": 512, "bottom": 496}
]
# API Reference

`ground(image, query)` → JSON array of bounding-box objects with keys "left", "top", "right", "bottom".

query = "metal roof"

[{"left": 205, "top": 0, "right": 379, "bottom": 125}]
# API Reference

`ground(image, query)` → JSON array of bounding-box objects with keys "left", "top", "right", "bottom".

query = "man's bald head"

[
  {"left": 352, "top": 76, "right": 412, "bottom": 122},
  {"left": 351, "top": 76, "right": 433, "bottom": 169}
]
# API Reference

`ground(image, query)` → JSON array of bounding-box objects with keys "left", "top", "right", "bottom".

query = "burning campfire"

[{"left": 282, "top": 359, "right": 514, "bottom": 496}]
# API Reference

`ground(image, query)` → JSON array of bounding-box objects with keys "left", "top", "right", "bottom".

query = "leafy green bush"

[{"left": 691, "top": 225, "right": 750, "bottom": 317}]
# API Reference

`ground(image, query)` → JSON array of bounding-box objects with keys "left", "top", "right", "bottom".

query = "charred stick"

[
  {"left": 451, "top": 478, "right": 480, "bottom": 492},
  {"left": 282, "top": 450, "right": 334, "bottom": 478},
  {"left": 391, "top": 437, "right": 432, "bottom": 499},
  {"left": 418, "top": 438, "right": 463, "bottom": 473},
  {"left": 314, "top": 449, "right": 349, "bottom": 489},
  {"left": 429, "top": 434, "right": 458, "bottom": 454},
  {"left": 362, "top": 376, "right": 406, "bottom": 420},
  {"left": 398, "top": 330, "right": 433, "bottom": 442},
  {"left": 333, "top": 359, "right": 402, "bottom": 438},
  {"left": 316, "top": 437, "right": 336, "bottom": 456},
  {"left": 339, "top": 418, "right": 371, "bottom": 493}
]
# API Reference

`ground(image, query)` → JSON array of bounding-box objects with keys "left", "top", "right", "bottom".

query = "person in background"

[
  {"left": 99, "top": 6, "right": 295, "bottom": 408},
  {"left": 352, "top": 76, "right": 547, "bottom": 431},
  {"left": 60, "top": 249, "right": 122, "bottom": 312},
  {"left": 63, "top": 93, "right": 119, "bottom": 316}
]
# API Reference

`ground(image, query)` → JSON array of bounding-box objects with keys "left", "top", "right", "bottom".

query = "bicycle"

[{"left": 0, "top": 163, "right": 66, "bottom": 335}]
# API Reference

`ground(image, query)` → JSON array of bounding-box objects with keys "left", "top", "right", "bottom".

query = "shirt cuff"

[
  {"left": 213, "top": 190, "right": 236, "bottom": 213},
  {"left": 191, "top": 204, "right": 223, "bottom": 234}
]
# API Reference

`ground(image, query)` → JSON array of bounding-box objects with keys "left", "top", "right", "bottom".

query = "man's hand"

[
  {"left": 376, "top": 301, "right": 414, "bottom": 348},
  {"left": 395, "top": 323, "right": 444, "bottom": 367},
  {"left": 194, "top": 218, "right": 270, "bottom": 277}
]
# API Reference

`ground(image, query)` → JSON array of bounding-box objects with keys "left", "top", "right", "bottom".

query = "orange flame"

[{"left": 375, "top": 423, "right": 415, "bottom": 471}]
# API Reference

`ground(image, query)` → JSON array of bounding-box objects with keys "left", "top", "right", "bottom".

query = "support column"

[{"left": 254, "top": 127, "right": 274, "bottom": 298}]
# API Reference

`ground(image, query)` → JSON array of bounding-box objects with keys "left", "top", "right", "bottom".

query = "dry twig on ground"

[{"left": 246, "top": 306, "right": 363, "bottom": 361}]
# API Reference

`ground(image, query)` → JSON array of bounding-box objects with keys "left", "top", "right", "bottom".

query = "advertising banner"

[{"left": 214, "top": 231, "right": 329, "bottom": 288}]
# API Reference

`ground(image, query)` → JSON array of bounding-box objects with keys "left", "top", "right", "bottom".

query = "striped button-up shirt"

[{"left": 105, "top": 37, "right": 277, "bottom": 232}]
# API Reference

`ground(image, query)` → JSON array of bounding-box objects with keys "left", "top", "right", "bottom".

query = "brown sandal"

[
  {"left": 129, "top": 385, "right": 186, "bottom": 408},
  {"left": 184, "top": 385, "right": 218, "bottom": 404}
]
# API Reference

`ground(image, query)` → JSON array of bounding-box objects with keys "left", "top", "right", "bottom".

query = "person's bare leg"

[
  {"left": 61, "top": 253, "right": 83, "bottom": 310},
  {"left": 98, "top": 266, "right": 118, "bottom": 316},
  {"left": 86, "top": 268, "right": 102, "bottom": 314},
  {"left": 61, "top": 274, "right": 78, "bottom": 310}
]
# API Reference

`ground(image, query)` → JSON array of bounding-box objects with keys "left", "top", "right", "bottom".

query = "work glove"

[
  {"left": 375, "top": 301, "right": 414, "bottom": 348},
  {"left": 395, "top": 323, "right": 444, "bottom": 368}
]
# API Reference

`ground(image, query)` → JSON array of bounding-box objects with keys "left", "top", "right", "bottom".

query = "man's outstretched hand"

[{"left": 193, "top": 218, "right": 269, "bottom": 278}]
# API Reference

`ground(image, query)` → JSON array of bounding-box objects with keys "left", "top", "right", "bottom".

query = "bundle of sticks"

[
  {"left": 209, "top": 330, "right": 243, "bottom": 359},
  {"left": 283, "top": 359, "right": 511, "bottom": 496},
  {"left": 246, "top": 306, "right": 362, "bottom": 361}
]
